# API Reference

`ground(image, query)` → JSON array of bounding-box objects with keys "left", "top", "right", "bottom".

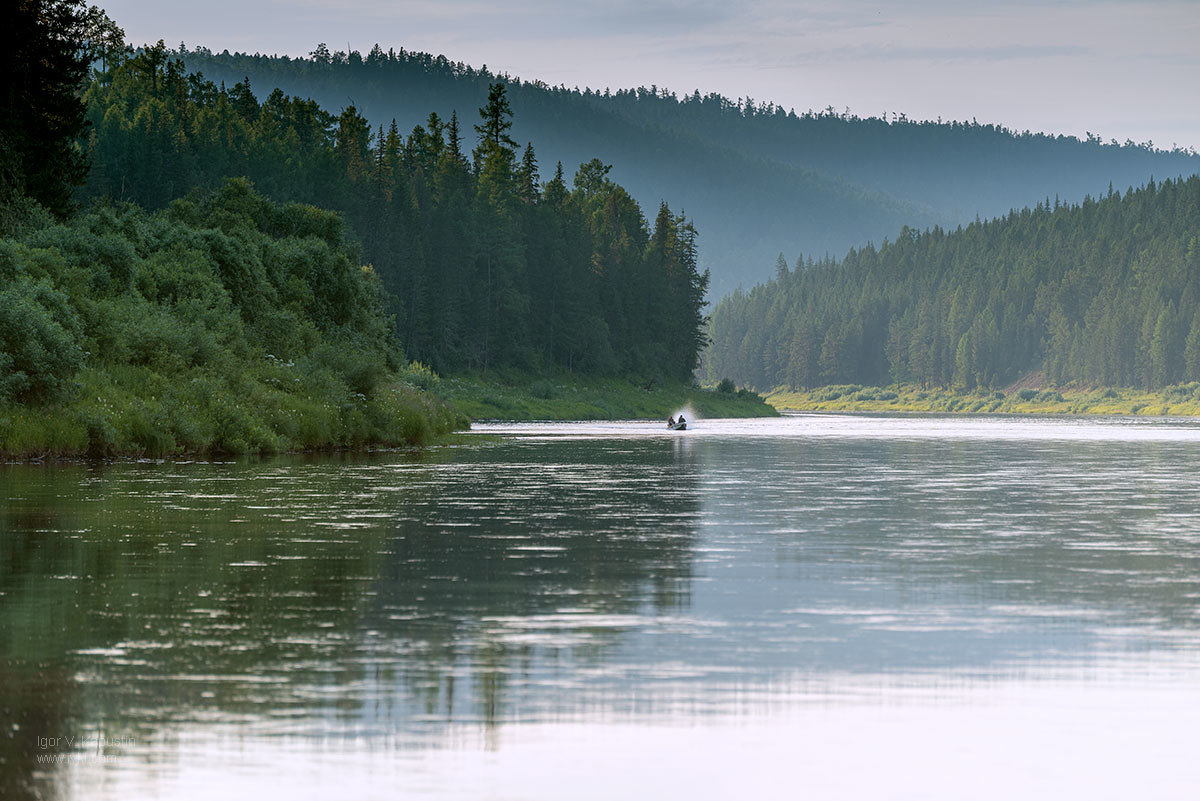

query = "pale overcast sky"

[{"left": 103, "top": 0, "right": 1200, "bottom": 150}]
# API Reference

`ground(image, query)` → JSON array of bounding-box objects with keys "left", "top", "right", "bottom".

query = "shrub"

[
  {"left": 529, "top": 379, "right": 558, "bottom": 399},
  {"left": 1162, "top": 384, "right": 1192, "bottom": 402},
  {"left": 716, "top": 377, "right": 736, "bottom": 394},
  {"left": 404, "top": 361, "right": 441, "bottom": 391},
  {"left": 304, "top": 342, "right": 384, "bottom": 397},
  {"left": 0, "top": 278, "right": 83, "bottom": 402}
]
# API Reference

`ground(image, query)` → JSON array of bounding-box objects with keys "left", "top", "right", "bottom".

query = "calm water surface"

[{"left": 3, "top": 414, "right": 1200, "bottom": 799}]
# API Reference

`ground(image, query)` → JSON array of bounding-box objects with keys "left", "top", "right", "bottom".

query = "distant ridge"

[{"left": 178, "top": 44, "right": 1200, "bottom": 294}]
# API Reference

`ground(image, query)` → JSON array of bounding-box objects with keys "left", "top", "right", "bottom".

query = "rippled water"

[{"left": 4, "top": 414, "right": 1200, "bottom": 799}]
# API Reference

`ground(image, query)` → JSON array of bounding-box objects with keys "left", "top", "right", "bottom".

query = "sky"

[{"left": 102, "top": 0, "right": 1200, "bottom": 151}]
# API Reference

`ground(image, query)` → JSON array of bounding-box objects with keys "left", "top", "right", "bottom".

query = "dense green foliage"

[
  {"left": 176, "top": 44, "right": 1199, "bottom": 290},
  {"left": 0, "top": 181, "right": 465, "bottom": 456},
  {"left": 81, "top": 46, "right": 710, "bottom": 380},
  {"left": 706, "top": 177, "right": 1200, "bottom": 392}
]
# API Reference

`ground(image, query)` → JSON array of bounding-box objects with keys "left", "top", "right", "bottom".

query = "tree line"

[
  {"left": 705, "top": 176, "right": 1200, "bottom": 392},
  {"left": 81, "top": 43, "right": 709, "bottom": 379}
]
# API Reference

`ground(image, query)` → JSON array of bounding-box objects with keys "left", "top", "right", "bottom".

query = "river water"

[{"left": 3, "top": 414, "right": 1200, "bottom": 799}]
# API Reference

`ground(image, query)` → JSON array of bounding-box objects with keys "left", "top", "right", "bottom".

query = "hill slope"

[{"left": 178, "top": 44, "right": 1200, "bottom": 291}]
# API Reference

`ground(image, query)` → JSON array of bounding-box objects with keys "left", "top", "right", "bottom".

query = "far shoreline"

[{"left": 766, "top": 383, "right": 1200, "bottom": 417}]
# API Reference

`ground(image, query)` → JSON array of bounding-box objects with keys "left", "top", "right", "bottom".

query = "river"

[{"left": 4, "top": 414, "right": 1200, "bottom": 799}]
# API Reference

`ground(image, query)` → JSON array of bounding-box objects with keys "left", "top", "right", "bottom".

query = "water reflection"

[{"left": 3, "top": 416, "right": 1200, "bottom": 799}]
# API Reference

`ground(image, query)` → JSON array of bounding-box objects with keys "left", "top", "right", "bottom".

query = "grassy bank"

[
  {"left": 767, "top": 383, "right": 1200, "bottom": 416},
  {"left": 0, "top": 365, "right": 469, "bottom": 459},
  {"left": 433, "top": 371, "right": 779, "bottom": 421}
]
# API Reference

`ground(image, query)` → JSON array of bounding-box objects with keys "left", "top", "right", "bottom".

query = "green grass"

[
  {"left": 0, "top": 363, "right": 469, "bottom": 460},
  {"left": 767, "top": 382, "right": 1200, "bottom": 416},
  {"left": 434, "top": 370, "right": 779, "bottom": 421}
]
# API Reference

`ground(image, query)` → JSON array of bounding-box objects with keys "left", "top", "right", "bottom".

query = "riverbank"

[
  {"left": 0, "top": 185, "right": 473, "bottom": 461},
  {"left": 433, "top": 371, "right": 779, "bottom": 421},
  {"left": 767, "top": 383, "right": 1200, "bottom": 416},
  {"left": 0, "top": 368, "right": 469, "bottom": 460},
  {"left": 1, "top": 368, "right": 781, "bottom": 458}
]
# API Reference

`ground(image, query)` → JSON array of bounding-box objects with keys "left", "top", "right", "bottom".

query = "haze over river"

[{"left": 4, "top": 414, "right": 1200, "bottom": 799}]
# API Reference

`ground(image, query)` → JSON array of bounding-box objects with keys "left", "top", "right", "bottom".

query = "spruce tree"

[
  {"left": 518, "top": 143, "right": 540, "bottom": 204},
  {"left": 473, "top": 82, "right": 518, "bottom": 154},
  {"left": 2, "top": 0, "right": 94, "bottom": 215}
]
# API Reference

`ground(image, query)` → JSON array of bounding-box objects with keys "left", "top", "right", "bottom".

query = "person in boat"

[
  {"left": 668, "top": 415, "right": 676, "bottom": 428},
  {"left": 677, "top": 414, "right": 687, "bottom": 425}
]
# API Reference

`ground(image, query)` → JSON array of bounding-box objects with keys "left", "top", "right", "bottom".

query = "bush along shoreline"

[{"left": 0, "top": 181, "right": 468, "bottom": 460}]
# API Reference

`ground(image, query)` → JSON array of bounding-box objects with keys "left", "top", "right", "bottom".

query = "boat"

[{"left": 669, "top": 421, "right": 687, "bottom": 431}]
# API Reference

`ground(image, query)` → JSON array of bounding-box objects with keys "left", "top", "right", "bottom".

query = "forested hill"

[
  {"left": 82, "top": 47, "right": 710, "bottom": 380},
  {"left": 177, "top": 44, "right": 1200, "bottom": 292},
  {"left": 704, "top": 176, "right": 1200, "bottom": 393}
]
